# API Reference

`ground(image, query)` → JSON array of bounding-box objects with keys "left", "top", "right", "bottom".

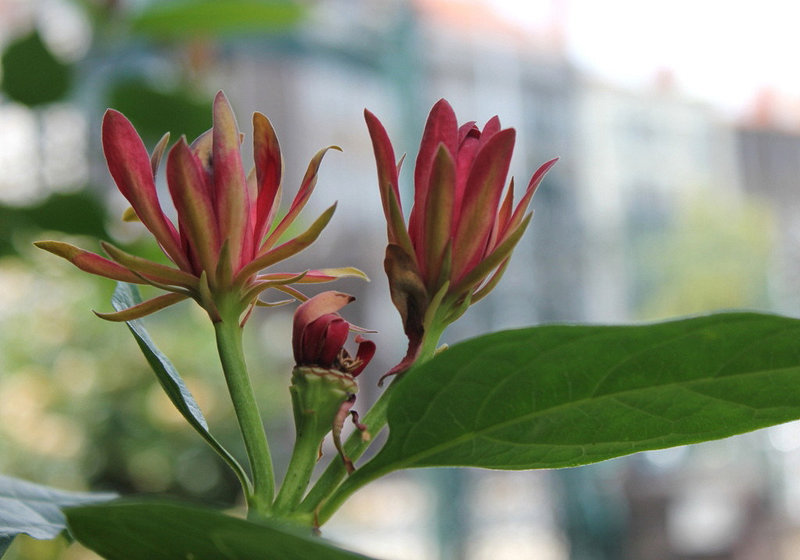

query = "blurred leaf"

[
  {"left": 113, "top": 283, "right": 252, "bottom": 493},
  {"left": 108, "top": 78, "right": 211, "bottom": 143},
  {"left": 352, "top": 313, "right": 800, "bottom": 479},
  {"left": 131, "top": 0, "right": 306, "bottom": 39},
  {"left": 0, "top": 191, "right": 108, "bottom": 256},
  {"left": 1, "top": 30, "right": 71, "bottom": 106},
  {"left": 66, "top": 499, "right": 376, "bottom": 559},
  {"left": 0, "top": 474, "right": 115, "bottom": 557}
]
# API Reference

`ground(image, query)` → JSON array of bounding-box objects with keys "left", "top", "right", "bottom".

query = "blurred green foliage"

[{"left": 1, "top": 31, "right": 72, "bottom": 107}]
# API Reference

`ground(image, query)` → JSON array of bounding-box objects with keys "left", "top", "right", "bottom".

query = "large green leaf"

[
  {"left": 112, "top": 283, "right": 250, "bottom": 492},
  {"left": 0, "top": 474, "right": 115, "bottom": 557},
  {"left": 131, "top": 0, "right": 306, "bottom": 39},
  {"left": 355, "top": 312, "right": 800, "bottom": 479},
  {"left": 66, "top": 499, "right": 375, "bottom": 560}
]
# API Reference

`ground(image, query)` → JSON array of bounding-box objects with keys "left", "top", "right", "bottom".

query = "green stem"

[
  {"left": 214, "top": 316, "right": 274, "bottom": 515},
  {"left": 298, "top": 388, "right": 390, "bottom": 513},
  {"left": 299, "top": 317, "right": 448, "bottom": 519},
  {"left": 272, "top": 415, "right": 325, "bottom": 514}
]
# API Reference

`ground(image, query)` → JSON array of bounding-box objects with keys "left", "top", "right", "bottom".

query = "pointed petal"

[
  {"left": 239, "top": 271, "right": 308, "bottom": 307},
  {"left": 260, "top": 145, "right": 340, "bottom": 252},
  {"left": 212, "top": 91, "right": 253, "bottom": 269},
  {"left": 35, "top": 240, "right": 145, "bottom": 283},
  {"left": 504, "top": 157, "right": 558, "bottom": 238},
  {"left": 257, "top": 267, "right": 369, "bottom": 284},
  {"left": 150, "top": 132, "right": 171, "bottom": 177},
  {"left": 451, "top": 212, "right": 532, "bottom": 297},
  {"left": 479, "top": 116, "right": 502, "bottom": 144},
  {"left": 190, "top": 128, "right": 213, "bottom": 172},
  {"left": 102, "top": 110, "right": 189, "bottom": 271},
  {"left": 252, "top": 112, "right": 283, "bottom": 242},
  {"left": 421, "top": 145, "right": 455, "bottom": 289},
  {"left": 488, "top": 178, "right": 515, "bottom": 252},
  {"left": 410, "top": 99, "right": 458, "bottom": 250},
  {"left": 167, "top": 137, "right": 221, "bottom": 275},
  {"left": 100, "top": 241, "right": 198, "bottom": 289},
  {"left": 94, "top": 292, "right": 188, "bottom": 321},
  {"left": 235, "top": 203, "right": 336, "bottom": 283},
  {"left": 364, "top": 109, "right": 406, "bottom": 245},
  {"left": 471, "top": 257, "right": 510, "bottom": 303},
  {"left": 121, "top": 207, "right": 140, "bottom": 222},
  {"left": 451, "top": 128, "right": 516, "bottom": 282}
]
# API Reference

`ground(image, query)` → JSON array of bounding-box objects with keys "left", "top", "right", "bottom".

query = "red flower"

[
  {"left": 37, "top": 92, "right": 364, "bottom": 323},
  {"left": 365, "top": 99, "right": 556, "bottom": 373},
  {"left": 292, "top": 291, "right": 376, "bottom": 376}
]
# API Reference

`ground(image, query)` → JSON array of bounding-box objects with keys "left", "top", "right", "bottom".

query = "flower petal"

[
  {"left": 503, "top": 157, "right": 557, "bottom": 240},
  {"left": 150, "top": 132, "right": 171, "bottom": 177},
  {"left": 234, "top": 203, "right": 336, "bottom": 284},
  {"left": 451, "top": 212, "right": 532, "bottom": 297},
  {"left": 260, "top": 145, "right": 340, "bottom": 253},
  {"left": 252, "top": 112, "right": 283, "bottom": 243},
  {"left": 94, "top": 292, "right": 189, "bottom": 322},
  {"left": 351, "top": 335, "right": 376, "bottom": 376},
  {"left": 167, "top": 137, "right": 221, "bottom": 276},
  {"left": 293, "top": 292, "right": 354, "bottom": 357},
  {"left": 212, "top": 91, "right": 253, "bottom": 270},
  {"left": 34, "top": 240, "right": 145, "bottom": 283},
  {"left": 421, "top": 145, "right": 455, "bottom": 289},
  {"left": 364, "top": 109, "right": 406, "bottom": 246},
  {"left": 102, "top": 110, "right": 189, "bottom": 271},
  {"left": 100, "top": 241, "right": 198, "bottom": 289},
  {"left": 409, "top": 99, "right": 458, "bottom": 252},
  {"left": 451, "top": 128, "right": 516, "bottom": 282}
]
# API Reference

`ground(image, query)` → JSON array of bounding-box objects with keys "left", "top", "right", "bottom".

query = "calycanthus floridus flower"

[
  {"left": 365, "top": 99, "right": 557, "bottom": 375},
  {"left": 291, "top": 291, "right": 376, "bottom": 472},
  {"left": 37, "top": 91, "right": 364, "bottom": 324}
]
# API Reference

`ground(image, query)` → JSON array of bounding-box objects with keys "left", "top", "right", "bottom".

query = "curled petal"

[
  {"left": 351, "top": 335, "right": 376, "bottom": 376},
  {"left": 293, "top": 292, "right": 354, "bottom": 339},
  {"left": 261, "top": 145, "right": 341, "bottom": 252}
]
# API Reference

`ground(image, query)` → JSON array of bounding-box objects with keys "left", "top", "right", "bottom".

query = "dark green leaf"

[
  {"left": 356, "top": 312, "right": 800, "bottom": 478},
  {"left": 1, "top": 30, "right": 71, "bottom": 106},
  {"left": 66, "top": 499, "right": 376, "bottom": 560},
  {"left": 108, "top": 78, "right": 212, "bottom": 144},
  {"left": 131, "top": 0, "right": 306, "bottom": 39},
  {"left": 112, "top": 283, "right": 251, "bottom": 491},
  {"left": 0, "top": 474, "right": 115, "bottom": 556}
]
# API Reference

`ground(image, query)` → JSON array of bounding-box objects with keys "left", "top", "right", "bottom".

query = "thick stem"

[
  {"left": 214, "top": 314, "right": 274, "bottom": 515},
  {"left": 298, "top": 389, "right": 390, "bottom": 513},
  {"left": 272, "top": 417, "right": 324, "bottom": 515}
]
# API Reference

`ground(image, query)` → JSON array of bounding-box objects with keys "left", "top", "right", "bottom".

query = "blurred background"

[{"left": 1, "top": 0, "right": 800, "bottom": 558}]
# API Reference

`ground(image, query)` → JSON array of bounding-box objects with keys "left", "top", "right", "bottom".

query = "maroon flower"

[
  {"left": 292, "top": 291, "right": 376, "bottom": 376},
  {"left": 365, "top": 99, "right": 556, "bottom": 374},
  {"left": 37, "top": 91, "right": 364, "bottom": 323},
  {"left": 291, "top": 291, "right": 375, "bottom": 472}
]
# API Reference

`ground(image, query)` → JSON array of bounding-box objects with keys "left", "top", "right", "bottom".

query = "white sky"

[{"left": 488, "top": 0, "right": 800, "bottom": 113}]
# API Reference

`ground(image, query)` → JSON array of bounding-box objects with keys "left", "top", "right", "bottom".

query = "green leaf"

[
  {"left": 112, "top": 283, "right": 251, "bottom": 492},
  {"left": 0, "top": 474, "right": 115, "bottom": 556},
  {"left": 356, "top": 312, "right": 800, "bottom": 478},
  {"left": 0, "top": 30, "right": 71, "bottom": 106},
  {"left": 66, "top": 499, "right": 376, "bottom": 560},
  {"left": 131, "top": 0, "right": 306, "bottom": 39}
]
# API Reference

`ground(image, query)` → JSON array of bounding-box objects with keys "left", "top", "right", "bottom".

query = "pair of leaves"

[
  {"left": 353, "top": 312, "right": 800, "bottom": 482},
  {"left": 0, "top": 475, "right": 115, "bottom": 557}
]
